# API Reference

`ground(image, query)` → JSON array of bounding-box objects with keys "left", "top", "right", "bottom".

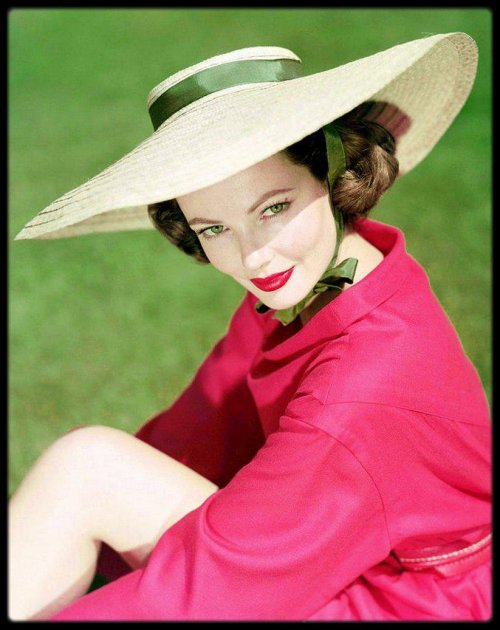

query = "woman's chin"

[{"left": 253, "top": 288, "right": 312, "bottom": 311}]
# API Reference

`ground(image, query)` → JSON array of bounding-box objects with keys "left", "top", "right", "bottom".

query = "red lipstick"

[{"left": 250, "top": 266, "right": 295, "bottom": 292}]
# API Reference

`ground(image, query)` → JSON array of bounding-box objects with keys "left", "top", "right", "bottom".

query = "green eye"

[
  {"left": 262, "top": 202, "right": 288, "bottom": 217},
  {"left": 203, "top": 225, "right": 224, "bottom": 237},
  {"left": 266, "top": 203, "right": 285, "bottom": 215}
]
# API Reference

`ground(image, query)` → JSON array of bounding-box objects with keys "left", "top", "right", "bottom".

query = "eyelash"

[{"left": 196, "top": 200, "right": 291, "bottom": 240}]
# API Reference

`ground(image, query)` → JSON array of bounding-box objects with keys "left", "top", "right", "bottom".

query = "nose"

[{"left": 238, "top": 232, "right": 274, "bottom": 274}]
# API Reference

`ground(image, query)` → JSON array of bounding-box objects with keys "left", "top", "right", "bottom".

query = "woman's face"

[{"left": 176, "top": 152, "right": 337, "bottom": 311}]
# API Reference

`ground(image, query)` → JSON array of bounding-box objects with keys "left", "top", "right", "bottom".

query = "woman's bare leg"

[
  {"left": 8, "top": 431, "right": 103, "bottom": 620},
  {"left": 9, "top": 425, "right": 219, "bottom": 621}
]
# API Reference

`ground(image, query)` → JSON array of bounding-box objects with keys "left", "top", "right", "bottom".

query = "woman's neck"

[{"left": 298, "top": 228, "right": 384, "bottom": 327}]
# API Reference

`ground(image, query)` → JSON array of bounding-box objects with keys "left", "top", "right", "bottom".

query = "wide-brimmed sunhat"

[{"left": 14, "top": 31, "right": 477, "bottom": 241}]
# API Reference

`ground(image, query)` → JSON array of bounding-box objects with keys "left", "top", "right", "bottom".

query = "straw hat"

[{"left": 14, "top": 31, "right": 477, "bottom": 241}]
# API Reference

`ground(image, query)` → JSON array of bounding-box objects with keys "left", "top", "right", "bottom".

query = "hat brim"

[{"left": 15, "top": 32, "right": 477, "bottom": 241}]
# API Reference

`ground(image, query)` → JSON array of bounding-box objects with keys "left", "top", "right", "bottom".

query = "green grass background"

[{"left": 9, "top": 8, "right": 491, "bottom": 497}]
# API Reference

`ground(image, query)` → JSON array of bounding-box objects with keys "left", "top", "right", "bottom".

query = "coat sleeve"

[
  {"left": 132, "top": 290, "right": 266, "bottom": 487},
  {"left": 50, "top": 396, "right": 391, "bottom": 621},
  {"left": 96, "top": 290, "right": 266, "bottom": 581}
]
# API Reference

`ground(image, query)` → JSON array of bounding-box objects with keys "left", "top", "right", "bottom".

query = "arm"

[
  {"left": 96, "top": 290, "right": 266, "bottom": 581},
  {"left": 51, "top": 395, "right": 391, "bottom": 621},
  {"left": 133, "top": 290, "right": 266, "bottom": 486}
]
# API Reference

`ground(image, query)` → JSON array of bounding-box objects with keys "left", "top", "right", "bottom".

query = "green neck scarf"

[{"left": 255, "top": 123, "right": 359, "bottom": 326}]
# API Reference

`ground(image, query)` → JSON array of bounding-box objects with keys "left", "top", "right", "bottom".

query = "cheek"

[
  {"left": 276, "top": 199, "right": 334, "bottom": 258},
  {"left": 199, "top": 239, "right": 238, "bottom": 276}
]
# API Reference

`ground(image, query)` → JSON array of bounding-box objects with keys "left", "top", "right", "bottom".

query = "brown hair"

[{"left": 148, "top": 101, "right": 399, "bottom": 264}]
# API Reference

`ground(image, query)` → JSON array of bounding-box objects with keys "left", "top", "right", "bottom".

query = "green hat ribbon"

[{"left": 149, "top": 57, "right": 304, "bottom": 130}]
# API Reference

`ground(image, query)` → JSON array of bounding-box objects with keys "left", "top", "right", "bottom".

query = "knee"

[
  {"left": 51, "top": 425, "right": 124, "bottom": 471},
  {"left": 59, "top": 424, "right": 121, "bottom": 444},
  {"left": 61, "top": 424, "right": 90, "bottom": 437}
]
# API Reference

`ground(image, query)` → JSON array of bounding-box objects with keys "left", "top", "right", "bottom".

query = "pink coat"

[{"left": 50, "top": 219, "right": 491, "bottom": 621}]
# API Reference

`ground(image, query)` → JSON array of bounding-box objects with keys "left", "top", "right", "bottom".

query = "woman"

[{"left": 10, "top": 34, "right": 491, "bottom": 621}]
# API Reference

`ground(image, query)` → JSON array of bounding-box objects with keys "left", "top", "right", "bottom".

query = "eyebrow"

[{"left": 187, "top": 188, "right": 295, "bottom": 228}]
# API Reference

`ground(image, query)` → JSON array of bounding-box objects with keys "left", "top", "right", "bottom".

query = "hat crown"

[{"left": 147, "top": 46, "right": 301, "bottom": 108}]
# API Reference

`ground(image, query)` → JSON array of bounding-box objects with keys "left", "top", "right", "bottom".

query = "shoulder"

[
  {"left": 300, "top": 284, "right": 488, "bottom": 424},
  {"left": 291, "top": 326, "right": 489, "bottom": 431}
]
